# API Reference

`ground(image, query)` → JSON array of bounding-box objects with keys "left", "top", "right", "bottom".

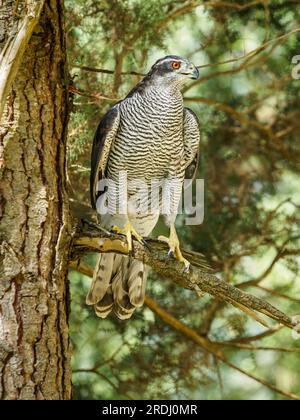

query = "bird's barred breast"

[{"left": 107, "top": 87, "right": 185, "bottom": 183}]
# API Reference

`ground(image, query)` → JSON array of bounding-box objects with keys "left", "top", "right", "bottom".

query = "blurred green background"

[{"left": 66, "top": 0, "right": 300, "bottom": 400}]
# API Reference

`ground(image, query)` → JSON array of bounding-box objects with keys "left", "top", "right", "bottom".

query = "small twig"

[
  {"left": 71, "top": 64, "right": 145, "bottom": 77},
  {"left": 238, "top": 249, "right": 286, "bottom": 289},
  {"left": 229, "top": 326, "right": 283, "bottom": 344},
  {"left": 217, "top": 341, "right": 300, "bottom": 353},
  {"left": 69, "top": 84, "right": 118, "bottom": 102},
  {"left": 255, "top": 285, "right": 300, "bottom": 304}
]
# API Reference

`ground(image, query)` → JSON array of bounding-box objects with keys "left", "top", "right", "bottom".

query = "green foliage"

[{"left": 66, "top": 0, "right": 300, "bottom": 400}]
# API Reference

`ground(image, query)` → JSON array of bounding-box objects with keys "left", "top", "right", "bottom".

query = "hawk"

[{"left": 87, "top": 55, "right": 200, "bottom": 319}]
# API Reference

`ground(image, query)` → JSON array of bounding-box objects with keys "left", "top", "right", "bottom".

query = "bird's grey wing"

[
  {"left": 90, "top": 105, "right": 121, "bottom": 208},
  {"left": 183, "top": 108, "right": 200, "bottom": 185}
]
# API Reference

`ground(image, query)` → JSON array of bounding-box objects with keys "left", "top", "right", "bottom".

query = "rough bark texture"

[
  {"left": 0, "top": 0, "right": 72, "bottom": 400},
  {"left": 0, "top": 1, "right": 17, "bottom": 48}
]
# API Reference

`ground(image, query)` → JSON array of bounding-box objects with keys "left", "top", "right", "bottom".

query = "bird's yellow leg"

[
  {"left": 111, "top": 226, "right": 124, "bottom": 235},
  {"left": 112, "top": 222, "right": 143, "bottom": 253},
  {"left": 158, "top": 224, "right": 190, "bottom": 272}
]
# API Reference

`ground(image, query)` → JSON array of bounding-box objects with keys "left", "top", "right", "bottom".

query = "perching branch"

[
  {"left": 0, "top": 0, "right": 45, "bottom": 119},
  {"left": 71, "top": 224, "right": 296, "bottom": 331}
]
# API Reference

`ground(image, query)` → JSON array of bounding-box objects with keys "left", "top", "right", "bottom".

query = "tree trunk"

[{"left": 0, "top": 0, "right": 72, "bottom": 400}]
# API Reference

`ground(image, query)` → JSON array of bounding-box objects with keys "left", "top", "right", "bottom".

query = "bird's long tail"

[{"left": 86, "top": 253, "right": 148, "bottom": 319}]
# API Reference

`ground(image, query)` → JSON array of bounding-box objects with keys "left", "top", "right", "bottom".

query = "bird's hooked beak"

[{"left": 180, "top": 62, "right": 199, "bottom": 80}]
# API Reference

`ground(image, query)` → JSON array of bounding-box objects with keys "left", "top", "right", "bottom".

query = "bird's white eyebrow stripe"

[{"left": 159, "top": 58, "right": 184, "bottom": 65}]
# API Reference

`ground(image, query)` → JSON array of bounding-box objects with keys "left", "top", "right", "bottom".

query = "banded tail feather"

[{"left": 86, "top": 253, "right": 148, "bottom": 320}]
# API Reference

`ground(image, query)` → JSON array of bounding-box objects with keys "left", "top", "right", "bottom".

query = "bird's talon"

[
  {"left": 159, "top": 226, "right": 191, "bottom": 271},
  {"left": 183, "top": 262, "right": 190, "bottom": 273},
  {"left": 141, "top": 238, "right": 151, "bottom": 251},
  {"left": 167, "top": 249, "right": 175, "bottom": 259},
  {"left": 111, "top": 222, "right": 145, "bottom": 254}
]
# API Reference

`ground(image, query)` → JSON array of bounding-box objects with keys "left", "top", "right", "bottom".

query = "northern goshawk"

[{"left": 88, "top": 56, "right": 200, "bottom": 319}]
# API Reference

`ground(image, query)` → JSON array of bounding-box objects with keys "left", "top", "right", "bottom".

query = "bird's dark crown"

[{"left": 126, "top": 55, "right": 191, "bottom": 98}]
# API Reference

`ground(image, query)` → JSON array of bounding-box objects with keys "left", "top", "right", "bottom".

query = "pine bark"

[{"left": 0, "top": 1, "right": 72, "bottom": 400}]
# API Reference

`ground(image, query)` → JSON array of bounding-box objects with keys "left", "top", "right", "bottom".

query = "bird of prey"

[{"left": 87, "top": 55, "right": 200, "bottom": 319}]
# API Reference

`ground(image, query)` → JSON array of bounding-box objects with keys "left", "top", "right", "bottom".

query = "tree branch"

[
  {"left": 71, "top": 225, "right": 295, "bottom": 331},
  {"left": 0, "top": 0, "right": 45, "bottom": 119},
  {"left": 71, "top": 64, "right": 145, "bottom": 77},
  {"left": 229, "top": 326, "right": 283, "bottom": 344},
  {"left": 69, "top": 83, "right": 118, "bottom": 102}
]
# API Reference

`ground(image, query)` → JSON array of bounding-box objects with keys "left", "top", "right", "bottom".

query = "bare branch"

[
  {"left": 203, "top": 1, "right": 264, "bottom": 11},
  {"left": 229, "top": 326, "right": 284, "bottom": 344},
  {"left": 155, "top": 0, "right": 202, "bottom": 33},
  {"left": 71, "top": 64, "right": 145, "bottom": 77},
  {"left": 69, "top": 83, "right": 118, "bottom": 102},
  {"left": 216, "top": 341, "right": 300, "bottom": 353},
  {"left": 183, "top": 96, "right": 273, "bottom": 138},
  {"left": 255, "top": 285, "right": 300, "bottom": 304}
]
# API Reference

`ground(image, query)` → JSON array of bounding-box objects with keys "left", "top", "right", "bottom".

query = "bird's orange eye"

[{"left": 172, "top": 61, "right": 181, "bottom": 70}]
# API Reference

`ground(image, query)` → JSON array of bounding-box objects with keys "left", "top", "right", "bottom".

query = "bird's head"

[{"left": 149, "top": 55, "right": 199, "bottom": 87}]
